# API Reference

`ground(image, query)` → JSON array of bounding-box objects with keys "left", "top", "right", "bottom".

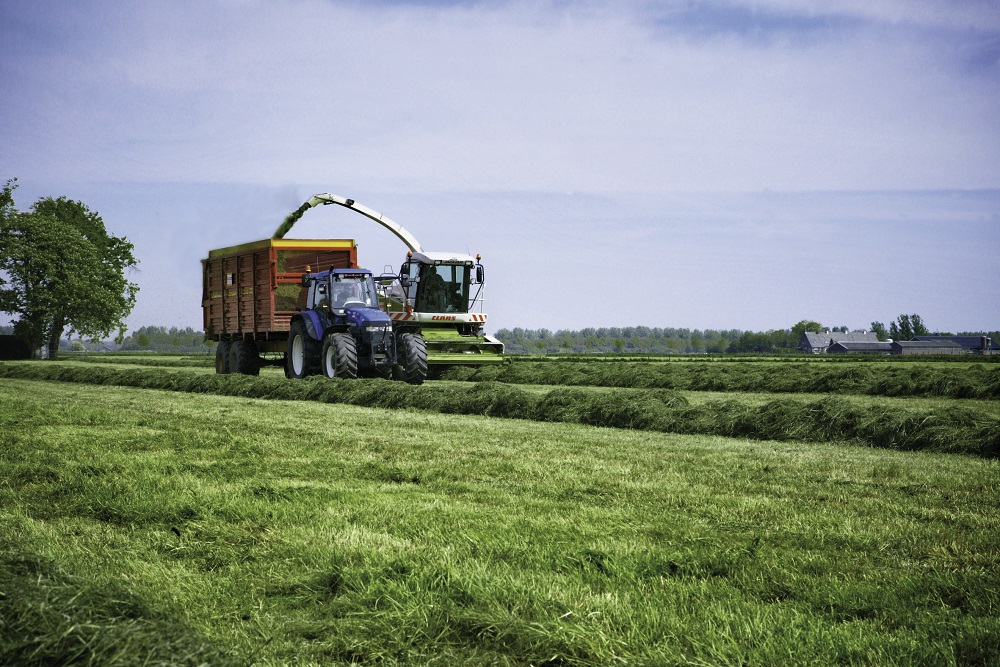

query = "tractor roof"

[{"left": 312, "top": 267, "right": 374, "bottom": 279}]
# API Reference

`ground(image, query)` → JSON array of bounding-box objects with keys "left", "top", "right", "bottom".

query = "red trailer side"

[{"left": 202, "top": 238, "right": 357, "bottom": 346}]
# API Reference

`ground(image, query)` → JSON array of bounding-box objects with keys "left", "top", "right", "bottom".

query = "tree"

[
  {"left": 730, "top": 331, "right": 775, "bottom": 354},
  {"left": 870, "top": 321, "right": 887, "bottom": 341},
  {"left": 909, "top": 313, "right": 929, "bottom": 337},
  {"left": 788, "top": 319, "right": 822, "bottom": 351},
  {"left": 887, "top": 314, "right": 928, "bottom": 342},
  {"left": 0, "top": 183, "right": 138, "bottom": 359}
]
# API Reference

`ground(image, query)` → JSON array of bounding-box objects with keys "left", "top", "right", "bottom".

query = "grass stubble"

[{"left": 0, "top": 368, "right": 998, "bottom": 665}]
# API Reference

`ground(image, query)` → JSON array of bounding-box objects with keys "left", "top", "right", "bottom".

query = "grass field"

[{"left": 2, "top": 357, "right": 999, "bottom": 665}]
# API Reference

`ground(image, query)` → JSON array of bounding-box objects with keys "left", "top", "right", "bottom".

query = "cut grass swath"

[
  {"left": 440, "top": 359, "right": 1000, "bottom": 399},
  {"left": 1, "top": 362, "right": 996, "bottom": 457}
]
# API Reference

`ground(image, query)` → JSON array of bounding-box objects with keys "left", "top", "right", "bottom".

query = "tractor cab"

[{"left": 311, "top": 269, "right": 381, "bottom": 316}]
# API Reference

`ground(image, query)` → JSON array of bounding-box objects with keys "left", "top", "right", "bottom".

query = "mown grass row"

[
  {"left": 67, "top": 353, "right": 1000, "bottom": 399},
  {"left": 3, "top": 362, "right": 997, "bottom": 457},
  {"left": 440, "top": 360, "right": 1000, "bottom": 399}
]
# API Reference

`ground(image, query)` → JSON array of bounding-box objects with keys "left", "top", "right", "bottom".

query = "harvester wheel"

[
  {"left": 287, "top": 320, "right": 319, "bottom": 379},
  {"left": 215, "top": 341, "right": 231, "bottom": 374},
  {"left": 229, "top": 340, "right": 260, "bottom": 376},
  {"left": 322, "top": 333, "right": 358, "bottom": 379},
  {"left": 397, "top": 333, "right": 427, "bottom": 385}
]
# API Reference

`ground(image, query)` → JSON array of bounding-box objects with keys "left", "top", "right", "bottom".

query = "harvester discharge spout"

[{"left": 274, "top": 193, "right": 422, "bottom": 254}]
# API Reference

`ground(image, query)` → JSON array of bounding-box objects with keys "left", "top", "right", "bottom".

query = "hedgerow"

[{"left": 2, "top": 363, "right": 996, "bottom": 457}]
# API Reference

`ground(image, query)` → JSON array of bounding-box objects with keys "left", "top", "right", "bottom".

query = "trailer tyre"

[
  {"left": 398, "top": 333, "right": 427, "bottom": 385},
  {"left": 322, "top": 333, "right": 358, "bottom": 379},
  {"left": 229, "top": 340, "right": 260, "bottom": 376},
  {"left": 215, "top": 341, "right": 231, "bottom": 374},
  {"left": 287, "top": 320, "right": 319, "bottom": 379}
]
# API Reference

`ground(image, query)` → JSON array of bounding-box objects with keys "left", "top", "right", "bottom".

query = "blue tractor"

[{"left": 286, "top": 268, "right": 427, "bottom": 384}]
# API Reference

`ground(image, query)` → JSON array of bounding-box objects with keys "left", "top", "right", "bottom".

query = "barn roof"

[
  {"left": 827, "top": 341, "right": 892, "bottom": 353},
  {"left": 802, "top": 331, "right": 880, "bottom": 348},
  {"left": 892, "top": 340, "right": 962, "bottom": 349}
]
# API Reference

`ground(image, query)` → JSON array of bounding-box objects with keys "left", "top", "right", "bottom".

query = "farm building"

[
  {"left": 799, "top": 330, "right": 880, "bottom": 354},
  {"left": 827, "top": 341, "right": 892, "bottom": 355},
  {"left": 912, "top": 335, "right": 997, "bottom": 355},
  {"left": 891, "top": 340, "right": 964, "bottom": 355}
]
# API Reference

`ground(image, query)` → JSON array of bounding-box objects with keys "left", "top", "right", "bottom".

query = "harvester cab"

[{"left": 287, "top": 268, "right": 427, "bottom": 384}]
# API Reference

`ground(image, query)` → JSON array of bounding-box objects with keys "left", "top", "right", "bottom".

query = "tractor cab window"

[
  {"left": 416, "top": 263, "right": 469, "bottom": 313},
  {"left": 330, "top": 275, "right": 378, "bottom": 313}
]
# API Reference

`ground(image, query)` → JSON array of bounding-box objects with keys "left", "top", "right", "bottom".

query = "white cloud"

[
  {"left": 2, "top": 0, "right": 998, "bottom": 192},
  {"left": 714, "top": 0, "right": 1000, "bottom": 31}
]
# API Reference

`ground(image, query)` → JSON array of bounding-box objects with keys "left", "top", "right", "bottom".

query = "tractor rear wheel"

[
  {"left": 322, "top": 333, "right": 358, "bottom": 379},
  {"left": 397, "top": 333, "right": 427, "bottom": 385},
  {"left": 287, "top": 320, "right": 319, "bottom": 379},
  {"left": 215, "top": 341, "right": 231, "bottom": 374},
  {"left": 229, "top": 340, "right": 260, "bottom": 376}
]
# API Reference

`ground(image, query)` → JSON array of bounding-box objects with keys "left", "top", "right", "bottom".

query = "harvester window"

[{"left": 416, "top": 264, "right": 469, "bottom": 313}]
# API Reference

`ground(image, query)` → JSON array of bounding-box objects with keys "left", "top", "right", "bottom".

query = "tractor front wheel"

[
  {"left": 322, "top": 333, "right": 358, "bottom": 379},
  {"left": 396, "top": 333, "right": 427, "bottom": 385}
]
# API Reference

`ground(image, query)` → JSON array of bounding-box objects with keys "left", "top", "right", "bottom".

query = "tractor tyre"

[
  {"left": 321, "top": 333, "right": 358, "bottom": 379},
  {"left": 229, "top": 340, "right": 260, "bottom": 376},
  {"left": 215, "top": 341, "right": 231, "bottom": 374},
  {"left": 398, "top": 333, "right": 428, "bottom": 385},
  {"left": 287, "top": 320, "right": 319, "bottom": 379}
]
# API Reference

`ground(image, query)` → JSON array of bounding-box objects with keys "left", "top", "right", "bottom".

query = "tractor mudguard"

[{"left": 295, "top": 311, "right": 326, "bottom": 341}]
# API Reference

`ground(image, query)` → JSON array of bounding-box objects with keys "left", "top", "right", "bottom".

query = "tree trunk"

[{"left": 46, "top": 317, "right": 65, "bottom": 360}]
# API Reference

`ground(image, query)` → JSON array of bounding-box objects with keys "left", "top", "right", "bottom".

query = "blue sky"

[{"left": 2, "top": 0, "right": 998, "bottom": 334}]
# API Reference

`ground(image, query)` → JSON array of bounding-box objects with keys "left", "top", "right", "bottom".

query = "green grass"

[{"left": 1, "top": 378, "right": 999, "bottom": 665}]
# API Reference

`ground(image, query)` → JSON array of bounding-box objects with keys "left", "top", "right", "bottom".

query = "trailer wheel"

[
  {"left": 229, "top": 340, "right": 260, "bottom": 376},
  {"left": 322, "top": 333, "right": 358, "bottom": 379},
  {"left": 215, "top": 341, "right": 231, "bottom": 374},
  {"left": 287, "top": 320, "right": 319, "bottom": 379},
  {"left": 398, "top": 333, "right": 427, "bottom": 385}
]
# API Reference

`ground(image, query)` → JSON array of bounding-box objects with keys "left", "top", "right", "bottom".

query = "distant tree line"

[
  {"left": 494, "top": 326, "right": 740, "bottom": 355},
  {"left": 117, "top": 326, "right": 213, "bottom": 354},
  {"left": 4, "top": 325, "right": 214, "bottom": 354}
]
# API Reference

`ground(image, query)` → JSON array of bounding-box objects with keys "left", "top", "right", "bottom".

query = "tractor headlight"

[{"left": 366, "top": 325, "right": 390, "bottom": 333}]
